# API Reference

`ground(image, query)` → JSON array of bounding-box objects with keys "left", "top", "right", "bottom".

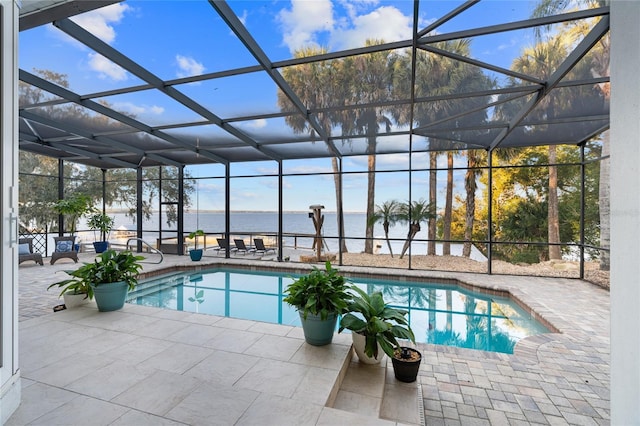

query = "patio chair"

[
  {"left": 50, "top": 236, "right": 79, "bottom": 265},
  {"left": 18, "top": 238, "right": 43, "bottom": 266},
  {"left": 216, "top": 238, "right": 237, "bottom": 255},
  {"left": 234, "top": 239, "right": 255, "bottom": 255},
  {"left": 254, "top": 238, "right": 276, "bottom": 255}
]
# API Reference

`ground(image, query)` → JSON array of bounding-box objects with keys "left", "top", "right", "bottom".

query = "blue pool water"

[{"left": 129, "top": 269, "right": 550, "bottom": 354}]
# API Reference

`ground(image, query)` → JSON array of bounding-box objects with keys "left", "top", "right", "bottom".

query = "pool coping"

[{"left": 135, "top": 258, "right": 568, "bottom": 356}]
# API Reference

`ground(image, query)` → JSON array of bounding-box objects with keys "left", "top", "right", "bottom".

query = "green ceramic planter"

[
  {"left": 299, "top": 312, "right": 337, "bottom": 346},
  {"left": 91, "top": 281, "right": 129, "bottom": 312}
]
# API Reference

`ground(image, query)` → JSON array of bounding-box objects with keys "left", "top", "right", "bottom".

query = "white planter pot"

[
  {"left": 351, "top": 332, "right": 385, "bottom": 364},
  {"left": 63, "top": 292, "right": 89, "bottom": 308}
]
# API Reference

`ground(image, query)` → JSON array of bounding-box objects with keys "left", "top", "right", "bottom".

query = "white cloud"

[
  {"left": 256, "top": 166, "right": 279, "bottom": 175},
  {"left": 277, "top": 1, "right": 412, "bottom": 53},
  {"left": 377, "top": 153, "right": 410, "bottom": 167},
  {"left": 176, "top": 55, "right": 205, "bottom": 78},
  {"left": 277, "top": 0, "right": 334, "bottom": 53},
  {"left": 238, "top": 9, "right": 249, "bottom": 26},
  {"left": 246, "top": 119, "right": 267, "bottom": 129},
  {"left": 264, "top": 180, "right": 293, "bottom": 190},
  {"left": 70, "top": 3, "right": 130, "bottom": 44},
  {"left": 197, "top": 182, "right": 223, "bottom": 192},
  {"left": 150, "top": 105, "right": 165, "bottom": 115},
  {"left": 61, "top": 4, "right": 131, "bottom": 82},
  {"left": 113, "top": 101, "right": 164, "bottom": 116},
  {"left": 88, "top": 53, "right": 127, "bottom": 81},
  {"left": 287, "top": 165, "right": 333, "bottom": 174},
  {"left": 330, "top": 6, "right": 412, "bottom": 50}
]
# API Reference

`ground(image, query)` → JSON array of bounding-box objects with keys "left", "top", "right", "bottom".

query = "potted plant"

[
  {"left": 52, "top": 194, "right": 96, "bottom": 238},
  {"left": 47, "top": 273, "right": 91, "bottom": 309},
  {"left": 339, "top": 286, "right": 416, "bottom": 365},
  {"left": 283, "top": 261, "right": 352, "bottom": 346},
  {"left": 87, "top": 213, "right": 115, "bottom": 253},
  {"left": 391, "top": 346, "right": 422, "bottom": 383},
  {"left": 50, "top": 249, "right": 144, "bottom": 312},
  {"left": 187, "top": 229, "right": 205, "bottom": 261}
]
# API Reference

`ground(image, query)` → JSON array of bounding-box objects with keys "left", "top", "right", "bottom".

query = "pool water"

[{"left": 129, "top": 268, "right": 550, "bottom": 354}]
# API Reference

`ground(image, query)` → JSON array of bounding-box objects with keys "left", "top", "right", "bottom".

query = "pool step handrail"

[{"left": 125, "top": 238, "right": 164, "bottom": 264}]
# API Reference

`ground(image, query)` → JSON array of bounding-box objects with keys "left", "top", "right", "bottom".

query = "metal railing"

[{"left": 125, "top": 238, "right": 164, "bottom": 264}]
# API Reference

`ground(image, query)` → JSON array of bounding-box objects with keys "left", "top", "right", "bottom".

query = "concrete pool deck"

[{"left": 12, "top": 252, "right": 610, "bottom": 425}]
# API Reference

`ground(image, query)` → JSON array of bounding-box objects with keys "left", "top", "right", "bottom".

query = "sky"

[{"left": 19, "top": 0, "right": 542, "bottom": 212}]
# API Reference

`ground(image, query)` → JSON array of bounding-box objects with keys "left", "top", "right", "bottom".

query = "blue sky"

[{"left": 19, "top": 0, "right": 540, "bottom": 212}]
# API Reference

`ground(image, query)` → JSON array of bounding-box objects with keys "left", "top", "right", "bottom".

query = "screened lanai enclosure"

[{"left": 17, "top": 0, "right": 610, "bottom": 285}]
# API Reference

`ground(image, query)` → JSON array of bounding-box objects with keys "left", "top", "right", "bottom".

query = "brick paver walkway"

[{"left": 18, "top": 255, "right": 610, "bottom": 425}]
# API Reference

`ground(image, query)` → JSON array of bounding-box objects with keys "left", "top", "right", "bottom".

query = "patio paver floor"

[{"left": 11, "top": 253, "right": 610, "bottom": 425}]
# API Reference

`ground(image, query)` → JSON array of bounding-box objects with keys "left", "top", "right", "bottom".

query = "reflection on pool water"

[{"left": 129, "top": 268, "right": 550, "bottom": 354}]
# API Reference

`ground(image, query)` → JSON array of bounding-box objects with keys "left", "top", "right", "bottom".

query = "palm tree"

[
  {"left": 463, "top": 149, "right": 485, "bottom": 257},
  {"left": 391, "top": 40, "right": 492, "bottom": 256},
  {"left": 277, "top": 47, "right": 349, "bottom": 253},
  {"left": 531, "top": 0, "right": 610, "bottom": 269},
  {"left": 397, "top": 198, "right": 436, "bottom": 259},
  {"left": 443, "top": 151, "right": 454, "bottom": 255},
  {"left": 367, "top": 200, "right": 401, "bottom": 257},
  {"left": 338, "top": 41, "right": 396, "bottom": 254},
  {"left": 511, "top": 35, "right": 573, "bottom": 260}
]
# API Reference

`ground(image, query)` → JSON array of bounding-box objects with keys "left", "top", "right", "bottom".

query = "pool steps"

[{"left": 330, "top": 347, "right": 423, "bottom": 425}]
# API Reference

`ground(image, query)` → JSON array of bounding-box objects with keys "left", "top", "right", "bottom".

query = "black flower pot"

[{"left": 391, "top": 347, "right": 422, "bottom": 383}]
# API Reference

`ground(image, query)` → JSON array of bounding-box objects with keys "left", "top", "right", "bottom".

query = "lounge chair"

[
  {"left": 254, "top": 238, "right": 276, "bottom": 255},
  {"left": 234, "top": 239, "right": 255, "bottom": 255},
  {"left": 50, "top": 236, "right": 79, "bottom": 265},
  {"left": 216, "top": 238, "right": 236, "bottom": 255},
  {"left": 18, "top": 238, "right": 43, "bottom": 266}
]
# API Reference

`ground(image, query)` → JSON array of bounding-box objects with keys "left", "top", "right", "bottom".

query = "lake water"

[{"left": 77, "top": 211, "right": 486, "bottom": 260}]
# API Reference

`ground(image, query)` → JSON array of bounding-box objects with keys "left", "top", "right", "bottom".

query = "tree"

[
  {"left": 484, "top": 144, "right": 594, "bottom": 263},
  {"left": 18, "top": 70, "right": 195, "bottom": 232},
  {"left": 19, "top": 152, "right": 62, "bottom": 230},
  {"left": 391, "top": 40, "right": 493, "bottom": 256},
  {"left": 463, "top": 150, "right": 486, "bottom": 257},
  {"left": 52, "top": 194, "right": 96, "bottom": 236},
  {"left": 367, "top": 200, "right": 401, "bottom": 257},
  {"left": 510, "top": 36, "right": 572, "bottom": 260},
  {"left": 443, "top": 151, "right": 454, "bottom": 255},
  {"left": 338, "top": 41, "right": 396, "bottom": 254},
  {"left": 531, "top": 0, "right": 610, "bottom": 269},
  {"left": 397, "top": 199, "right": 436, "bottom": 259},
  {"left": 277, "top": 47, "right": 349, "bottom": 253}
]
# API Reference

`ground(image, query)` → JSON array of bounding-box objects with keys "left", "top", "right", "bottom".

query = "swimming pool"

[{"left": 129, "top": 268, "right": 550, "bottom": 354}]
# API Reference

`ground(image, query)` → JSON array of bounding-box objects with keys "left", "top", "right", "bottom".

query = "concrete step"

[{"left": 330, "top": 349, "right": 423, "bottom": 425}]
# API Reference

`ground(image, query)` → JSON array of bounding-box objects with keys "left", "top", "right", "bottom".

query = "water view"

[{"left": 97, "top": 211, "right": 486, "bottom": 259}]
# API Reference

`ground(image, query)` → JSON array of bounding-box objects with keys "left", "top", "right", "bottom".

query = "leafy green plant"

[
  {"left": 188, "top": 229, "right": 205, "bottom": 250},
  {"left": 47, "top": 274, "right": 91, "bottom": 297},
  {"left": 48, "top": 249, "right": 144, "bottom": 299},
  {"left": 52, "top": 194, "right": 96, "bottom": 236},
  {"left": 283, "top": 261, "right": 352, "bottom": 320},
  {"left": 339, "top": 285, "right": 415, "bottom": 359},
  {"left": 87, "top": 213, "right": 115, "bottom": 242}
]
